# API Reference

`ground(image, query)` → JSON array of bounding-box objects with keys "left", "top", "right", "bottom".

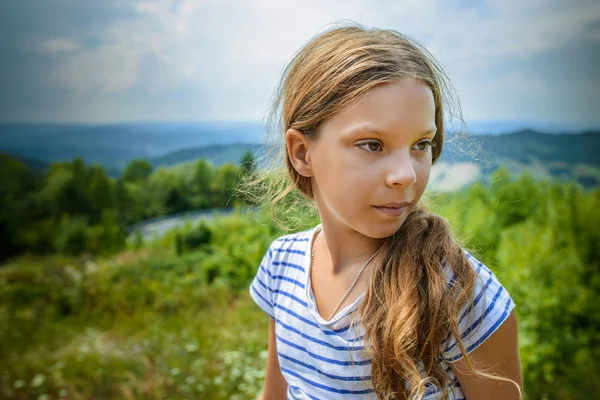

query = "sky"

[{"left": 1, "top": 0, "right": 599, "bottom": 127}]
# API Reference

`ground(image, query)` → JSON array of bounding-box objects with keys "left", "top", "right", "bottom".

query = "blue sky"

[{"left": 1, "top": 0, "right": 599, "bottom": 127}]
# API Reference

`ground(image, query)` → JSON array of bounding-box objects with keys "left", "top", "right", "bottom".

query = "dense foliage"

[
  {"left": 0, "top": 160, "right": 598, "bottom": 399},
  {"left": 0, "top": 152, "right": 256, "bottom": 262},
  {"left": 428, "top": 170, "right": 600, "bottom": 399}
]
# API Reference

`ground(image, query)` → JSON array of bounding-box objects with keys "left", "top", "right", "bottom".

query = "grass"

[{"left": 0, "top": 249, "right": 271, "bottom": 400}]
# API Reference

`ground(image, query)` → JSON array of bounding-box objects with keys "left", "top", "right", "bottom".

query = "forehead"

[{"left": 319, "top": 78, "right": 436, "bottom": 138}]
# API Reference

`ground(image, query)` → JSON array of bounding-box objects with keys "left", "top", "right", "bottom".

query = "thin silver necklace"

[{"left": 310, "top": 228, "right": 386, "bottom": 321}]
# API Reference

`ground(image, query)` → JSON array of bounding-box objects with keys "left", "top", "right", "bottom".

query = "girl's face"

[{"left": 297, "top": 78, "right": 436, "bottom": 239}]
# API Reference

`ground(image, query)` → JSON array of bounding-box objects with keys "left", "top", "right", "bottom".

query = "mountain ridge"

[{"left": 2, "top": 124, "right": 598, "bottom": 188}]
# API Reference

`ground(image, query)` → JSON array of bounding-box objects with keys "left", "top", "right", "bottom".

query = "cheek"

[
  {"left": 330, "top": 151, "right": 369, "bottom": 184},
  {"left": 329, "top": 162, "right": 373, "bottom": 206},
  {"left": 421, "top": 162, "right": 432, "bottom": 184},
  {"left": 415, "top": 158, "right": 433, "bottom": 190}
]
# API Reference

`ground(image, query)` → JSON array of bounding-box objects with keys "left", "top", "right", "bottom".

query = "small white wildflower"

[
  {"left": 185, "top": 376, "right": 195, "bottom": 384},
  {"left": 52, "top": 361, "right": 65, "bottom": 370},
  {"left": 170, "top": 367, "right": 180, "bottom": 376},
  {"left": 84, "top": 260, "right": 98, "bottom": 275},
  {"left": 59, "top": 389, "right": 68, "bottom": 397},
  {"left": 185, "top": 342, "right": 198, "bottom": 352},
  {"left": 64, "top": 265, "right": 82, "bottom": 283},
  {"left": 13, "top": 379, "right": 25, "bottom": 389},
  {"left": 191, "top": 358, "right": 205, "bottom": 369},
  {"left": 37, "top": 394, "right": 49, "bottom": 400},
  {"left": 213, "top": 376, "right": 223, "bottom": 386},
  {"left": 31, "top": 374, "right": 46, "bottom": 388}
]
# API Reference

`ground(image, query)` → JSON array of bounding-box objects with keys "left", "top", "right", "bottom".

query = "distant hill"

[
  {"left": 155, "top": 130, "right": 599, "bottom": 189},
  {"left": 1, "top": 153, "right": 121, "bottom": 178},
  {"left": 431, "top": 129, "right": 599, "bottom": 190},
  {"left": 150, "top": 143, "right": 261, "bottom": 168},
  {"left": 0, "top": 122, "right": 264, "bottom": 172},
  {"left": 1, "top": 153, "right": 50, "bottom": 174},
  {"left": 440, "top": 129, "right": 598, "bottom": 166},
  {"left": 1, "top": 122, "right": 598, "bottom": 189}
]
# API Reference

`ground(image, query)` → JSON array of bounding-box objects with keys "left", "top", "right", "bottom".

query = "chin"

[{"left": 364, "top": 219, "right": 406, "bottom": 239}]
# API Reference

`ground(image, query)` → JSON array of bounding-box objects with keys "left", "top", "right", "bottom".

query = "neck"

[{"left": 316, "top": 216, "right": 387, "bottom": 275}]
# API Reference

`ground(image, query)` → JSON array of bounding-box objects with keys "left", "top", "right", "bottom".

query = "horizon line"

[{"left": 0, "top": 119, "right": 598, "bottom": 133}]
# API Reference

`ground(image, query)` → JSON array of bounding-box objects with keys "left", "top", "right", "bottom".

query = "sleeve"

[
  {"left": 440, "top": 251, "right": 516, "bottom": 363},
  {"left": 249, "top": 242, "right": 276, "bottom": 319}
]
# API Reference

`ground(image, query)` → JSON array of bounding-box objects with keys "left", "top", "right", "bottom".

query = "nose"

[{"left": 385, "top": 151, "right": 417, "bottom": 187}]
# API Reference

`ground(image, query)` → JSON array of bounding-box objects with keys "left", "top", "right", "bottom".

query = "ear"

[{"left": 285, "top": 128, "right": 313, "bottom": 177}]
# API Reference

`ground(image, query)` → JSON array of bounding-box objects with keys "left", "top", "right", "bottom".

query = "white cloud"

[
  {"left": 50, "top": 44, "right": 142, "bottom": 97},
  {"left": 38, "top": 37, "right": 80, "bottom": 53},
  {"left": 18, "top": 0, "right": 600, "bottom": 123}
]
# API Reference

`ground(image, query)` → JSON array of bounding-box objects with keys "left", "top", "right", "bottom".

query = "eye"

[
  {"left": 357, "top": 140, "right": 383, "bottom": 153},
  {"left": 413, "top": 140, "right": 432, "bottom": 151}
]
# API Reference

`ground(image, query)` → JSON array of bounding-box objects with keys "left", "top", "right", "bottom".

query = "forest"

[
  {"left": 0, "top": 151, "right": 598, "bottom": 399},
  {"left": 0, "top": 152, "right": 255, "bottom": 261}
]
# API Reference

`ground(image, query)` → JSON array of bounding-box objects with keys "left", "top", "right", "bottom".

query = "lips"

[
  {"left": 378, "top": 202, "right": 409, "bottom": 208},
  {"left": 373, "top": 202, "right": 409, "bottom": 217}
]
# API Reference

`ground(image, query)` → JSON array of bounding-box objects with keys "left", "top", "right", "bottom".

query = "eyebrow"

[{"left": 345, "top": 126, "right": 437, "bottom": 138}]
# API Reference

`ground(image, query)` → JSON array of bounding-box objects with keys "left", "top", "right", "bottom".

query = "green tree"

[
  {"left": 190, "top": 159, "right": 216, "bottom": 209},
  {"left": 87, "top": 210, "right": 127, "bottom": 254},
  {"left": 240, "top": 149, "right": 256, "bottom": 178},
  {"left": 0, "top": 155, "right": 40, "bottom": 260},
  {"left": 164, "top": 186, "right": 190, "bottom": 214},
  {"left": 86, "top": 165, "right": 114, "bottom": 224},
  {"left": 54, "top": 214, "right": 90, "bottom": 255},
  {"left": 114, "top": 179, "right": 137, "bottom": 226},
  {"left": 210, "top": 163, "right": 241, "bottom": 207},
  {"left": 122, "top": 159, "right": 153, "bottom": 182}
]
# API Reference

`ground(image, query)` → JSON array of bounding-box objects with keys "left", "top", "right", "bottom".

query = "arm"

[
  {"left": 257, "top": 317, "right": 288, "bottom": 400},
  {"left": 450, "top": 310, "right": 523, "bottom": 399}
]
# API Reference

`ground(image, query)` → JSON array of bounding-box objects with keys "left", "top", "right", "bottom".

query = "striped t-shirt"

[{"left": 249, "top": 223, "right": 516, "bottom": 400}]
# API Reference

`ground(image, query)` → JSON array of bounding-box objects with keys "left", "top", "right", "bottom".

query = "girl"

[{"left": 245, "top": 23, "right": 522, "bottom": 400}]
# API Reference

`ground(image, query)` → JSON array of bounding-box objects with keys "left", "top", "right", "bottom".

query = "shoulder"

[
  {"left": 270, "top": 228, "right": 313, "bottom": 252},
  {"left": 249, "top": 226, "right": 315, "bottom": 319},
  {"left": 463, "top": 251, "right": 513, "bottom": 313},
  {"left": 443, "top": 250, "right": 508, "bottom": 297},
  {"left": 440, "top": 250, "right": 516, "bottom": 362},
  {"left": 442, "top": 250, "right": 496, "bottom": 284},
  {"left": 261, "top": 225, "right": 316, "bottom": 271}
]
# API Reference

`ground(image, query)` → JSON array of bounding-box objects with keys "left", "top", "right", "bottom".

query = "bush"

[
  {"left": 54, "top": 214, "right": 90, "bottom": 255},
  {"left": 176, "top": 222, "right": 212, "bottom": 255}
]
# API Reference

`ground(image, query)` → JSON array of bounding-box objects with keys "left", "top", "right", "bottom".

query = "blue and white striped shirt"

[{"left": 249, "top": 223, "right": 516, "bottom": 399}]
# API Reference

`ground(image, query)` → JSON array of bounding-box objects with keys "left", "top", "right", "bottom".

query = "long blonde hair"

[{"left": 239, "top": 22, "right": 518, "bottom": 400}]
